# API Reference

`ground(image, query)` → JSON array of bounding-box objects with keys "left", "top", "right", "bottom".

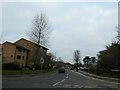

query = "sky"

[{"left": 1, "top": 1, "right": 118, "bottom": 64}]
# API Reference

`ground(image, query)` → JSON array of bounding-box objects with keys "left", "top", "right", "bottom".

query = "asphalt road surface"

[{"left": 2, "top": 69, "right": 120, "bottom": 88}]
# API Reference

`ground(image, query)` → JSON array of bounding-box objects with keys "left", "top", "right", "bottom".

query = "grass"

[
  {"left": 2, "top": 69, "right": 56, "bottom": 75},
  {"left": 0, "top": 70, "right": 2, "bottom": 75}
]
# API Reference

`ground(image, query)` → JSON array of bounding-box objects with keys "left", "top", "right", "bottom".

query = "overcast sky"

[{"left": 1, "top": 1, "right": 118, "bottom": 64}]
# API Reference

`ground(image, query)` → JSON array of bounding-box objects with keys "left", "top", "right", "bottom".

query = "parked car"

[{"left": 58, "top": 66, "right": 65, "bottom": 73}]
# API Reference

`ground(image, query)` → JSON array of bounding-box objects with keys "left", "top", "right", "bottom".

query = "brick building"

[
  {"left": 2, "top": 38, "right": 50, "bottom": 68},
  {"left": 2, "top": 41, "right": 29, "bottom": 67}
]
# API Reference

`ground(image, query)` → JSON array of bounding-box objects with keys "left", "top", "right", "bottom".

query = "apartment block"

[
  {"left": 2, "top": 38, "right": 49, "bottom": 68},
  {"left": 2, "top": 41, "right": 29, "bottom": 67}
]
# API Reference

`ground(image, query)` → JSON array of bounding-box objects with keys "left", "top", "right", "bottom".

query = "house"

[
  {"left": 0, "top": 44, "right": 2, "bottom": 69},
  {"left": 64, "top": 62, "right": 73, "bottom": 69},
  {"left": 14, "top": 38, "right": 49, "bottom": 67},
  {"left": 53, "top": 61, "right": 64, "bottom": 68},
  {"left": 2, "top": 41, "right": 29, "bottom": 67},
  {"left": 2, "top": 38, "right": 49, "bottom": 68},
  {"left": 53, "top": 61, "right": 73, "bottom": 69}
]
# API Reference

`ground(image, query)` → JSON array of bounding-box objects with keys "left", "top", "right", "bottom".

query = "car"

[
  {"left": 78, "top": 67, "right": 81, "bottom": 70},
  {"left": 70, "top": 67, "right": 73, "bottom": 70},
  {"left": 58, "top": 67, "right": 65, "bottom": 73}
]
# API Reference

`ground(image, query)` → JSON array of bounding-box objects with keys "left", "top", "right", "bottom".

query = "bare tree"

[
  {"left": 57, "top": 57, "right": 64, "bottom": 62},
  {"left": 27, "top": 13, "right": 51, "bottom": 68},
  {"left": 28, "top": 13, "right": 51, "bottom": 46},
  {"left": 48, "top": 52, "right": 56, "bottom": 62},
  {"left": 117, "top": 28, "right": 120, "bottom": 44},
  {"left": 115, "top": 26, "right": 120, "bottom": 44},
  {"left": 73, "top": 50, "right": 81, "bottom": 72}
]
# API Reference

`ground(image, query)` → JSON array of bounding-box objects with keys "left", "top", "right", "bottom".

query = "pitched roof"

[
  {"left": 3, "top": 41, "right": 13, "bottom": 45},
  {"left": 15, "top": 38, "right": 49, "bottom": 50},
  {"left": 3, "top": 41, "right": 29, "bottom": 51}
]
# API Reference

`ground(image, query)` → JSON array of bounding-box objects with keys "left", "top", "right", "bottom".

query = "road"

[
  {"left": 0, "top": 75, "right": 2, "bottom": 89},
  {"left": 2, "top": 69, "right": 120, "bottom": 88}
]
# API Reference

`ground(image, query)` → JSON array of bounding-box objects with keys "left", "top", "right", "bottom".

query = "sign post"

[{"left": 40, "top": 58, "right": 44, "bottom": 70}]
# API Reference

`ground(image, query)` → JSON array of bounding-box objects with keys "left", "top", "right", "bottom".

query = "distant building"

[
  {"left": 2, "top": 38, "right": 49, "bottom": 68},
  {"left": 0, "top": 44, "right": 2, "bottom": 69},
  {"left": 53, "top": 61, "right": 73, "bottom": 69}
]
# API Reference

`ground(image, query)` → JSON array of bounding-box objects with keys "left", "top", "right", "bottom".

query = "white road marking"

[
  {"left": 53, "top": 79, "right": 66, "bottom": 86},
  {"left": 74, "top": 85, "right": 79, "bottom": 88},
  {"left": 78, "top": 86, "right": 84, "bottom": 88}
]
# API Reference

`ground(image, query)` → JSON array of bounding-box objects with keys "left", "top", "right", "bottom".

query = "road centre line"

[
  {"left": 53, "top": 72, "right": 68, "bottom": 86},
  {"left": 53, "top": 79, "right": 66, "bottom": 86}
]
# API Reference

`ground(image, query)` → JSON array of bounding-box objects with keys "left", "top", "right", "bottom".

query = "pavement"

[
  {"left": 78, "top": 70, "right": 120, "bottom": 84},
  {"left": 0, "top": 75, "right": 2, "bottom": 89}
]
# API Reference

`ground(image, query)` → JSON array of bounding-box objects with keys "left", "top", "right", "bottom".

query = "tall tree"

[
  {"left": 73, "top": 50, "right": 81, "bottom": 72},
  {"left": 48, "top": 52, "right": 56, "bottom": 62},
  {"left": 47, "top": 52, "right": 56, "bottom": 68},
  {"left": 27, "top": 13, "right": 51, "bottom": 68},
  {"left": 117, "top": 28, "right": 120, "bottom": 44},
  {"left": 28, "top": 13, "right": 51, "bottom": 46},
  {"left": 83, "top": 56, "right": 90, "bottom": 68},
  {"left": 97, "top": 41, "right": 120, "bottom": 76},
  {"left": 115, "top": 26, "right": 120, "bottom": 44}
]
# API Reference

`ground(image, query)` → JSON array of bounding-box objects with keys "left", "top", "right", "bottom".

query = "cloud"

[
  {"left": 2, "top": 2, "right": 118, "bottom": 64},
  {"left": 15, "top": 10, "right": 34, "bottom": 20},
  {"left": 48, "top": 3, "right": 117, "bottom": 63},
  {"left": 0, "top": 3, "right": 2, "bottom": 43}
]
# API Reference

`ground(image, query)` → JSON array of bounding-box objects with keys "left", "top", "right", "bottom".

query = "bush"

[
  {"left": 34, "top": 64, "right": 52, "bottom": 70},
  {"left": 2, "top": 63, "right": 20, "bottom": 70},
  {"left": 34, "top": 64, "right": 41, "bottom": 70}
]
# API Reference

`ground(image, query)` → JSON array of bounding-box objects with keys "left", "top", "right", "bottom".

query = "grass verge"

[
  {"left": 2, "top": 69, "right": 56, "bottom": 75},
  {"left": 0, "top": 70, "right": 2, "bottom": 75}
]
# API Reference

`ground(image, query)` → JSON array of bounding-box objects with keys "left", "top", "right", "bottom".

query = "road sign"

[{"left": 40, "top": 58, "right": 44, "bottom": 64}]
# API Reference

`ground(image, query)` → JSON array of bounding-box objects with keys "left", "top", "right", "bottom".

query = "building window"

[
  {"left": 23, "top": 50, "right": 25, "bottom": 53},
  {"left": 11, "top": 55, "right": 13, "bottom": 57},
  {"left": 22, "top": 56, "right": 24, "bottom": 59},
  {"left": 17, "top": 55, "right": 21, "bottom": 59},
  {"left": 44, "top": 50, "right": 47, "bottom": 53},
  {"left": 18, "top": 48, "right": 22, "bottom": 52},
  {"left": 26, "top": 45, "right": 29, "bottom": 48}
]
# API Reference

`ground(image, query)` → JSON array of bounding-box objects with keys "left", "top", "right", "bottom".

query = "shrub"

[
  {"left": 34, "top": 64, "right": 41, "bottom": 70},
  {"left": 2, "top": 63, "right": 20, "bottom": 70}
]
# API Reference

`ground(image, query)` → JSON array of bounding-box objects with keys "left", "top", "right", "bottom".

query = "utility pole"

[
  {"left": 55, "top": 52, "right": 57, "bottom": 61},
  {"left": 40, "top": 57, "right": 44, "bottom": 70}
]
